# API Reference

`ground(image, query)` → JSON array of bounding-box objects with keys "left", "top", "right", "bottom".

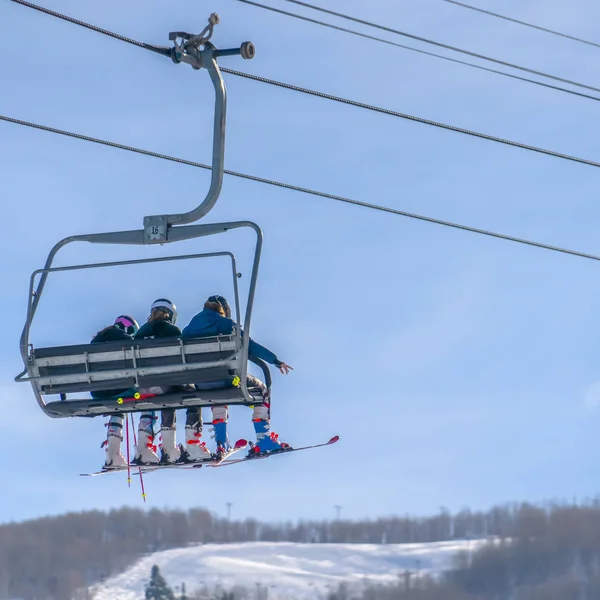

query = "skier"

[
  {"left": 90, "top": 315, "right": 140, "bottom": 468},
  {"left": 181, "top": 295, "right": 293, "bottom": 457},
  {"left": 133, "top": 298, "right": 212, "bottom": 465}
]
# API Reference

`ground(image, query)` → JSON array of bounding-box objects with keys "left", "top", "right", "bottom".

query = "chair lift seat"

[{"left": 24, "top": 334, "right": 268, "bottom": 418}]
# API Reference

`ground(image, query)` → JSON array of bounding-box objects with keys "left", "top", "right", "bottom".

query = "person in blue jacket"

[
  {"left": 91, "top": 315, "right": 140, "bottom": 468},
  {"left": 182, "top": 295, "right": 293, "bottom": 457}
]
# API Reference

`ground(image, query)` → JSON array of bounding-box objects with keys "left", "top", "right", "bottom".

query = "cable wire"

[
  {"left": 8, "top": 0, "right": 170, "bottom": 55},
  {"left": 232, "top": 0, "right": 600, "bottom": 104},
  {"left": 2, "top": 114, "right": 600, "bottom": 265},
  {"left": 444, "top": 0, "right": 600, "bottom": 50},
  {"left": 279, "top": 0, "right": 600, "bottom": 95},
  {"left": 221, "top": 68, "right": 600, "bottom": 169},
  {"left": 8, "top": 2, "right": 600, "bottom": 169},
  {"left": 11, "top": 0, "right": 600, "bottom": 103},
  {"left": 7, "top": 1, "right": 600, "bottom": 263}
]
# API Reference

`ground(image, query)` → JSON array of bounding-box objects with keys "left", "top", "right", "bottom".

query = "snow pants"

[
  {"left": 210, "top": 374, "right": 270, "bottom": 423},
  {"left": 136, "top": 385, "right": 202, "bottom": 434}
]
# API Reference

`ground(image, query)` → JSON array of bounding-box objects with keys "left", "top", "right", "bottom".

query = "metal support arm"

[{"left": 142, "top": 15, "right": 255, "bottom": 244}]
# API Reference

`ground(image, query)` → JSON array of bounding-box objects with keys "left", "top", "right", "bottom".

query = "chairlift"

[{"left": 14, "top": 16, "right": 269, "bottom": 419}]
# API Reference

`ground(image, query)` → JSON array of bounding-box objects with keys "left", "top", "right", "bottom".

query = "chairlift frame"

[{"left": 14, "top": 16, "right": 266, "bottom": 418}]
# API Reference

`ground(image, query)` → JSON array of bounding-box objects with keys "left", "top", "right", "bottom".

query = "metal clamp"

[
  {"left": 168, "top": 13, "right": 254, "bottom": 71},
  {"left": 170, "top": 12, "right": 220, "bottom": 55},
  {"left": 170, "top": 37, "right": 255, "bottom": 71}
]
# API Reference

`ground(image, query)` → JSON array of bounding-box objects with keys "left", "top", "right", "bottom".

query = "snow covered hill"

[{"left": 92, "top": 540, "right": 486, "bottom": 600}]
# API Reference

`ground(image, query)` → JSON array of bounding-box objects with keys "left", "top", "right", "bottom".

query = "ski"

[
  {"left": 211, "top": 435, "right": 340, "bottom": 468},
  {"left": 140, "top": 438, "right": 249, "bottom": 472},
  {"left": 213, "top": 438, "right": 250, "bottom": 465},
  {"left": 80, "top": 439, "right": 248, "bottom": 477},
  {"left": 80, "top": 465, "right": 138, "bottom": 477}
]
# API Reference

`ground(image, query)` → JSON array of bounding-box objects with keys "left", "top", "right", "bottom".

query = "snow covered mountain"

[{"left": 92, "top": 540, "right": 485, "bottom": 599}]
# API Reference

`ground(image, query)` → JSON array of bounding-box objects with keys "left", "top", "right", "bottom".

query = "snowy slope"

[{"left": 92, "top": 540, "right": 485, "bottom": 600}]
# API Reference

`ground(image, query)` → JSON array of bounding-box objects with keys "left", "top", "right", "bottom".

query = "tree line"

[{"left": 1, "top": 498, "right": 600, "bottom": 599}]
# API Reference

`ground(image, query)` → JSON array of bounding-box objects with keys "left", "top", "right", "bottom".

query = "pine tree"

[{"left": 145, "top": 564, "right": 175, "bottom": 600}]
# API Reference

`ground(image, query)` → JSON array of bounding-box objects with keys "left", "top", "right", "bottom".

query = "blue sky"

[{"left": 2, "top": 0, "right": 600, "bottom": 524}]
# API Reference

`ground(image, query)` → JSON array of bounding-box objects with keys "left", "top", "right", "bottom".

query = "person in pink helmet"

[{"left": 91, "top": 315, "right": 140, "bottom": 468}]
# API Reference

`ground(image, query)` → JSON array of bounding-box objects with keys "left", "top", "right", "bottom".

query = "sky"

[{"left": 2, "top": 0, "right": 600, "bottom": 524}]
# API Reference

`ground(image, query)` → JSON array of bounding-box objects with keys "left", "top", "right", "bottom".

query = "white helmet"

[{"left": 150, "top": 298, "right": 177, "bottom": 324}]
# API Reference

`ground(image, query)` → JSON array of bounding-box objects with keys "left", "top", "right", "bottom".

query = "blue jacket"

[{"left": 182, "top": 308, "right": 282, "bottom": 367}]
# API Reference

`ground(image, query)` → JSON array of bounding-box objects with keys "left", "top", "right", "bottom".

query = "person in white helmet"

[{"left": 132, "top": 299, "right": 212, "bottom": 465}]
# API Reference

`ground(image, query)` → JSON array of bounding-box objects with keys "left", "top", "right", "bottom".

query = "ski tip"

[
  {"left": 328, "top": 435, "right": 340, "bottom": 444},
  {"left": 234, "top": 438, "right": 248, "bottom": 449}
]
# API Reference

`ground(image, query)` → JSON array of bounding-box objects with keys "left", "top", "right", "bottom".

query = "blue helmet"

[{"left": 207, "top": 295, "right": 231, "bottom": 318}]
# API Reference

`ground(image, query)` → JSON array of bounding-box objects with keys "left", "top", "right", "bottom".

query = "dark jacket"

[
  {"left": 134, "top": 320, "right": 184, "bottom": 397},
  {"left": 91, "top": 326, "right": 132, "bottom": 344},
  {"left": 90, "top": 326, "right": 134, "bottom": 399},
  {"left": 135, "top": 320, "right": 182, "bottom": 339},
  {"left": 181, "top": 308, "right": 282, "bottom": 367}
]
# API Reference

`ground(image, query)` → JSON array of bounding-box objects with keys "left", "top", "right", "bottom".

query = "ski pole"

[
  {"left": 125, "top": 414, "right": 131, "bottom": 487},
  {"left": 130, "top": 413, "right": 147, "bottom": 503}
]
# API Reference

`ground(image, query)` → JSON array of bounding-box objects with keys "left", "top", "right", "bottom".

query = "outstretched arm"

[{"left": 248, "top": 337, "right": 293, "bottom": 374}]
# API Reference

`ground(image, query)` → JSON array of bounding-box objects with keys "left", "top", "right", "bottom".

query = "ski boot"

[
  {"left": 248, "top": 419, "right": 291, "bottom": 457},
  {"left": 212, "top": 419, "right": 232, "bottom": 460},
  {"left": 180, "top": 425, "right": 213, "bottom": 462},
  {"left": 103, "top": 420, "right": 127, "bottom": 468},
  {"left": 133, "top": 431, "right": 159, "bottom": 465},
  {"left": 133, "top": 414, "right": 159, "bottom": 465},
  {"left": 160, "top": 426, "right": 181, "bottom": 464}
]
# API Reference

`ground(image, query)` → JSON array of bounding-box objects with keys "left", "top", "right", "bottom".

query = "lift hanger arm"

[{"left": 143, "top": 15, "right": 255, "bottom": 242}]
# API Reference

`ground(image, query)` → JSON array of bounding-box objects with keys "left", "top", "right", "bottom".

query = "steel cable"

[{"left": 3, "top": 114, "right": 600, "bottom": 264}]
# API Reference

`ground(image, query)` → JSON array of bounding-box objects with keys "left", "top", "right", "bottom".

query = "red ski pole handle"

[{"left": 116, "top": 392, "right": 157, "bottom": 405}]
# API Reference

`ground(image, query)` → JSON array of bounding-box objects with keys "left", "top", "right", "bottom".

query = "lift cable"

[
  {"left": 231, "top": 0, "right": 600, "bottom": 104},
  {"left": 219, "top": 67, "right": 600, "bottom": 169},
  {"left": 3, "top": 113, "right": 600, "bottom": 265},
  {"left": 7, "top": 0, "right": 600, "bottom": 263},
  {"left": 9, "top": 0, "right": 600, "bottom": 166},
  {"left": 7, "top": 0, "right": 171, "bottom": 56},
  {"left": 443, "top": 0, "right": 600, "bottom": 50},
  {"left": 277, "top": 0, "right": 600, "bottom": 95}
]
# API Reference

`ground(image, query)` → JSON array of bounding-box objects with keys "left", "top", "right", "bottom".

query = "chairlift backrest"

[{"left": 31, "top": 334, "right": 240, "bottom": 395}]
